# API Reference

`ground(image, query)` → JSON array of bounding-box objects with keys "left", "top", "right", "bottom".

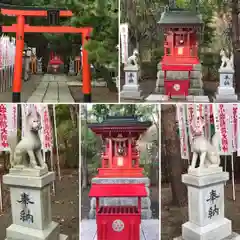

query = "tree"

[
  {"left": 69, "top": 0, "right": 118, "bottom": 91},
  {"left": 161, "top": 105, "right": 187, "bottom": 207}
]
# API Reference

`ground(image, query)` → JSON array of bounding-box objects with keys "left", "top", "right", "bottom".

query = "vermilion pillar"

[
  {"left": 128, "top": 138, "right": 132, "bottom": 168},
  {"left": 108, "top": 138, "right": 112, "bottom": 168},
  {"left": 12, "top": 15, "right": 25, "bottom": 102},
  {"left": 82, "top": 30, "right": 91, "bottom": 102}
]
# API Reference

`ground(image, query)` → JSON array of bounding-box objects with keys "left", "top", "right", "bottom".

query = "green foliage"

[
  {"left": 91, "top": 104, "right": 157, "bottom": 121},
  {"left": 199, "top": 0, "right": 215, "bottom": 49},
  {"left": 69, "top": 0, "right": 118, "bottom": 67},
  {"left": 54, "top": 104, "right": 79, "bottom": 168},
  {"left": 55, "top": 104, "right": 72, "bottom": 126},
  {"left": 81, "top": 120, "right": 101, "bottom": 162}
]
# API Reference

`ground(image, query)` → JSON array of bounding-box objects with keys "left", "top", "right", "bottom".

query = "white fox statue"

[
  {"left": 189, "top": 117, "right": 220, "bottom": 171},
  {"left": 7, "top": 110, "right": 47, "bottom": 170}
]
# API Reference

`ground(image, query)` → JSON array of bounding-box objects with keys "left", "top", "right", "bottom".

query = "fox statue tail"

[
  {"left": 211, "top": 133, "right": 220, "bottom": 151},
  {"left": 210, "top": 132, "right": 221, "bottom": 165},
  {"left": 7, "top": 133, "right": 18, "bottom": 167}
]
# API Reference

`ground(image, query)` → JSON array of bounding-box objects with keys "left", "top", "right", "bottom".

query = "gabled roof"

[{"left": 158, "top": 8, "right": 203, "bottom": 26}]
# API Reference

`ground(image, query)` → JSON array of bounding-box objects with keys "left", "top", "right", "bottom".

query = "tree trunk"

[
  {"left": 81, "top": 106, "right": 89, "bottom": 189},
  {"left": 161, "top": 105, "right": 187, "bottom": 207},
  {"left": 69, "top": 104, "right": 78, "bottom": 128},
  {"left": 94, "top": 64, "right": 117, "bottom": 92},
  {"left": 81, "top": 162, "right": 88, "bottom": 189}
]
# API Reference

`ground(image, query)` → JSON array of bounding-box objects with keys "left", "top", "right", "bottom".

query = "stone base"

[
  {"left": 188, "top": 166, "right": 223, "bottom": 176},
  {"left": 5, "top": 234, "right": 68, "bottom": 240},
  {"left": 5, "top": 221, "right": 68, "bottom": 240},
  {"left": 182, "top": 218, "right": 232, "bottom": 240},
  {"left": 81, "top": 219, "right": 159, "bottom": 240},
  {"left": 174, "top": 232, "right": 240, "bottom": 240},
  {"left": 68, "top": 71, "right": 76, "bottom": 76},
  {"left": 9, "top": 166, "right": 48, "bottom": 177},
  {"left": 120, "top": 88, "right": 143, "bottom": 100},
  {"left": 145, "top": 94, "right": 169, "bottom": 102},
  {"left": 89, "top": 177, "right": 152, "bottom": 219},
  {"left": 189, "top": 88, "right": 204, "bottom": 95},
  {"left": 218, "top": 87, "right": 235, "bottom": 95},
  {"left": 215, "top": 94, "right": 238, "bottom": 102},
  {"left": 186, "top": 95, "right": 209, "bottom": 102}
]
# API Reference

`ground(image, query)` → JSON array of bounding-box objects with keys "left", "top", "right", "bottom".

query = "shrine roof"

[
  {"left": 89, "top": 183, "right": 147, "bottom": 197},
  {"left": 158, "top": 8, "right": 203, "bottom": 26},
  {"left": 88, "top": 116, "right": 152, "bottom": 129}
]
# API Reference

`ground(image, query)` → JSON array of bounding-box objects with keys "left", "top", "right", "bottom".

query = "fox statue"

[
  {"left": 7, "top": 110, "right": 47, "bottom": 169},
  {"left": 189, "top": 117, "right": 220, "bottom": 170}
]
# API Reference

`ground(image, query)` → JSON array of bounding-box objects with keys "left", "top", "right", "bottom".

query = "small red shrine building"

[
  {"left": 88, "top": 116, "right": 152, "bottom": 178},
  {"left": 158, "top": 7, "right": 203, "bottom": 97},
  {"left": 48, "top": 52, "right": 64, "bottom": 73}
]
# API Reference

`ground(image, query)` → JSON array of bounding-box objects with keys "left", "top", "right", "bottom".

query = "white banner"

[
  {"left": 232, "top": 104, "right": 238, "bottom": 152},
  {"left": 21, "top": 104, "right": 53, "bottom": 150},
  {"left": 0, "top": 104, "right": 18, "bottom": 151},
  {"left": 186, "top": 104, "right": 194, "bottom": 149},
  {"left": 213, "top": 104, "right": 230, "bottom": 155},
  {"left": 40, "top": 104, "right": 53, "bottom": 150},
  {"left": 194, "top": 104, "right": 205, "bottom": 137},
  {"left": 119, "top": 23, "right": 128, "bottom": 64},
  {"left": 0, "top": 36, "right": 15, "bottom": 69},
  {"left": 204, "top": 104, "right": 211, "bottom": 141},
  {"left": 237, "top": 103, "right": 240, "bottom": 156},
  {"left": 176, "top": 104, "right": 189, "bottom": 159}
]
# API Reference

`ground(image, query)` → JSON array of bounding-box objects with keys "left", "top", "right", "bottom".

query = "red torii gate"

[{"left": 0, "top": 5, "right": 93, "bottom": 102}]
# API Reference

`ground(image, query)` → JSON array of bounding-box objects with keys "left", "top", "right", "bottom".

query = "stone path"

[
  {"left": 27, "top": 74, "right": 74, "bottom": 103},
  {"left": 80, "top": 219, "right": 159, "bottom": 240}
]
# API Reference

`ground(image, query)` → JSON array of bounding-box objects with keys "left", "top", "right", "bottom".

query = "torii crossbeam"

[{"left": 0, "top": 4, "right": 93, "bottom": 102}]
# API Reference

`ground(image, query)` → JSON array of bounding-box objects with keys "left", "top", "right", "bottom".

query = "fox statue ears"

[
  {"left": 191, "top": 116, "right": 205, "bottom": 135},
  {"left": 26, "top": 109, "right": 41, "bottom": 121}
]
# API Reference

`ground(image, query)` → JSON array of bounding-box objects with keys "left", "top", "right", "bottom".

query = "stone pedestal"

[
  {"left": 155, "top": 63, "right": 204, "bottom": 96},
  {"left": 186, "top": 95, "right": 209, "bottom": 102},
  {"left": 37, "top": 59, "right": 43, "bottom": 74},
  {"left": 145, "top": 94, "right": 169, "bottom": 102},
  {"left": 215, "top": 68, "right": 238, "bottom": 102},
  {"left": 22, "top": 56, "right": 30, "bottom": 81},
  {"left": 68, "top": 60, "right": 75, "bottom": 75},
  {"left": 120, "top": 64, "right": 143, "bottom": 100},
  {"left": 89, "top": 177, "right": 152, "bottom": 219},
  {"left": 3, "top": 168, "right": 68, "bottom": 240},
  {"left": 174, "top": 170, "right": 240, "bottom": 240}
]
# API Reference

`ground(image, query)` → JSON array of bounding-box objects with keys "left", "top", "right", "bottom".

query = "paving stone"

[{"left": 27, "top": 74, "right": 74, "bottom": 103}]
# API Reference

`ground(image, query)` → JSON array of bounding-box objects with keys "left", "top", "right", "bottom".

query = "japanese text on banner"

[
  {"left": 119, "top": 23, "right": 128, "bottom": 64},
  {"left": 214, "top": 104, "right": 229, "bottom": 155},
  {"left": 0, "top": 104, "right": 18, "bottom": 151},
  {"left": 176, "top": 104, "right": 189, "bottom": 159}
]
